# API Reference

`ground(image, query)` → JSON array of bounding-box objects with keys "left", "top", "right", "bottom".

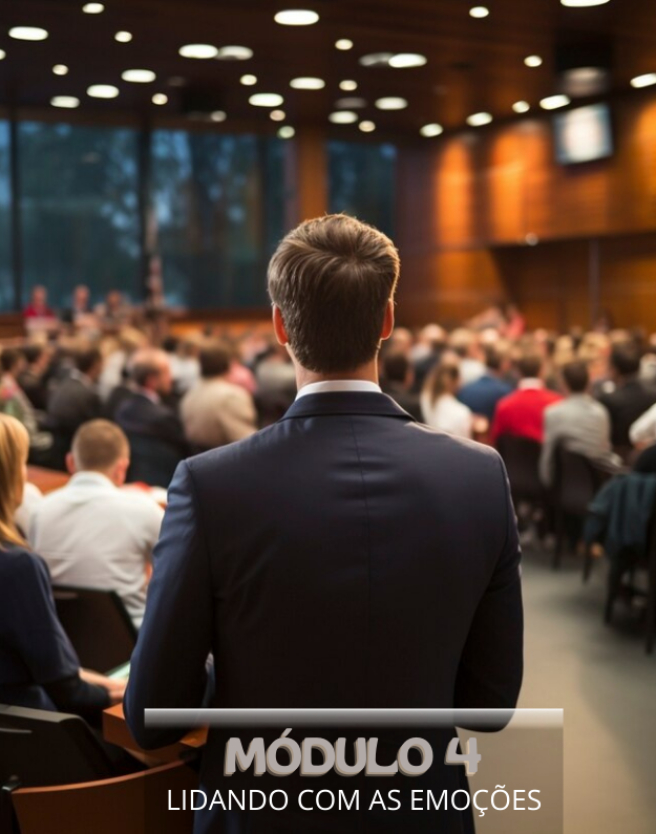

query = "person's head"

[
  {"left": 561, "top": 360, "right": 589, "bottom": 395},
  {"left": 1, "top": 348, "right": 26, "bottom": 377},
  {"left": 106, "top": 290, "right": 122, "bottom": 311},
  {"left": 483, "top": 344, "right": 509, "bottom": 375},
  {"left": 22, "top": 344, "right": 51, "bottom": 375},
  {"left": 516, "top": 352, "right": 543, "bottom": 380},
  {"left": 448, "top": 328, "right": 478, "bottom": 360},
  {"left": 73, "top": 285, "right": 90, "bottom": 308},
  {"left": 267, "top": 214, "right": 399, "bottom": 375},
  {"left": 609, "top": 345, "right": 641, "bottom": 382},
  {"left": 382, "top": 351, "right": 413, "bottom": 390},
  {"left": 423, "top": 357, "right": 460, "bottom": 405},
  {"left": 0, "top": 414, "right": 30, "bottom": 546},
  {"left": 67, "top": 420, "right": 130, "bottom": 486},
  {"left": 30, "top": 285, "right": 48, "bottom": 308},
  {"left": 387, "top": 327, "right": 413, "bottom": 356},
  {"left": 130, "top": 348, "right": 173, "bottom": 395},
  {"left": 75, "top": 347, "right": 103, "bottom": 382},
  {"left": 418, "top": 324, "right": 447, "bottom": 353},
  {"left": 199, "top": 341, "right": 231, "bottom": 380}
]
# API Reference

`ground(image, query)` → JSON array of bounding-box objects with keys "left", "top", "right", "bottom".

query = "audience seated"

[
  {"left": 29, "top": 420, "right": 163, "bottom": 628},
  {"left": 491, "top": 352, "right": 562, "bottom": 443},
  {"left": 457, "top": 343, "right": 514, "bottom": 420},
  {"left": 448, "top": 328, "right": 486, "bottom": 385},
  {"left": 420, "top": 356, "right": 473, "bottom": 438},
  {"left": 0, "top": 414, "right": 124, "bottom": 718},
  {"left": 18, "top": 344, "right": 52, "bottom": 411},
  {"left": 598, "top": 345, "right": 656, "bottom": 453},
  {"left": 539, "top": 361, "right": 622, "bottom": 487},
  {"left": 180, "top": 340, "right": 257, "bottom": 451},
  {"left": 47, "top": 348, "right": 103, "bottom": 435},
  {"left": 380, "top": 351, "right": 422, "bottom": 420},
  {"left": 0, "top": 348, "right": 53, "bottom": 456},
  {"left": 114, "top": 348, "right": 188, "bottom": 458},
  {"left": 410, "top": 324, "right": 447, "bottom": 392}
]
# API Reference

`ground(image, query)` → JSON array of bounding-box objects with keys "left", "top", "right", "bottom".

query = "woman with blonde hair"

[
  {"left": 420, "top": 356, "right": 474, "bottom": 439},
  {"left": 0, "top": 414, "right": 125, "bottom": 717}
]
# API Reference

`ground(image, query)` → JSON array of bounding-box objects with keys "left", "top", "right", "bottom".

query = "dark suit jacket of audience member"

[
  {"left": 47, "top": 374, "right": 102, "bottom": 434},
  {"left": 381, "top": 380, "right": 423, "bottom": 421},
  {"left": 457, "top": 374, "right": 514, "bottom": 421},
  {"left": 598, "top": 379, "right": 656, "bottom": 451},
  {"left": 18, "top": 369, "right": 49, "bottom": 412},
  {"left": 115, "top": 391, "right": 188, "bottom": 454},
  {"left": 125, "top": 391, "right": 523, "bottom": 834}
]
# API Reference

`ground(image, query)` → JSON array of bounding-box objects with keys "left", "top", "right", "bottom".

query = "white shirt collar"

[
  {"left": 518, "top": 378, "right": 544, "bottom": 391},
  {"left": 296, "top": 380, "right": 382, "bottom": 400},
  {"left": 68, "top": 471, "right": 117, "bottom": 490}
]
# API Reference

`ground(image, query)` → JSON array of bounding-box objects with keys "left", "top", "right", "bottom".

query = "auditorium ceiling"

[{"left": 0, "top": 0, "right": 655, "bottom": 137}]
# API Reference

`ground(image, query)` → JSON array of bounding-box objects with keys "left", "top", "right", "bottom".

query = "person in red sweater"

[
  {"left": 23, "top": 285, "right": 55, "bottom": 320},
  {"left": 491, "top": 352, "right": 562, "bottom": 443}
]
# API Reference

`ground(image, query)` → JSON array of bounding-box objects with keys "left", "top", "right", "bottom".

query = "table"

[
  {"left": 27, "top": 466, "right": 70, "bottom": 495},
  {"left": 103, "top": 704, "right": 207, "bottom": 766}
]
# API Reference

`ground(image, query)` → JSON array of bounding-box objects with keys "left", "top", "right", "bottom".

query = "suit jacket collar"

[{"left": 280, "top": 391, "right": 416, "bottom": 421}]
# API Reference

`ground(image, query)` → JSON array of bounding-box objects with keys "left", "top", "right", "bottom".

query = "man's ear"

[
  {"left": 65, "top": 452, "right": 76, "bottom": 475},
  {"left": 272, "top": 305, "right": 289, "bottom": 346},
  {"left": 380, "top": 298, "right": 395, "bottom": 342}
]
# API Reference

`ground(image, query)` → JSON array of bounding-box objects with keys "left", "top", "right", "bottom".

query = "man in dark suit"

[
  {"left": 125, "top": 215, "right": 523, "bottom": 833},
  {"left": 114, "top": 349, "right": 189, "bottom": 485},
  {"left": 598, "top": 344, "right": 656, "bottom": 453},
  {"left": 46, "top": 348, "right": 103, "bottom": 434},
  {"left": 457, "top": 344, "right": 514, "bottom": 421}
]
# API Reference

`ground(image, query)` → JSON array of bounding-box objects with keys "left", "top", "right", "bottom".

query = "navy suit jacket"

[
  {"left": 125, "top": 392, "right": 523, "bottom": 833},
  {"left": 457, "top": 374, "right": 513, "bottom": 421}
]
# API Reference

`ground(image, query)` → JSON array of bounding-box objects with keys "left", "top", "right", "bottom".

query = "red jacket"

[{"left": 491, "top": 383, "right": 563, "bottom": 443}]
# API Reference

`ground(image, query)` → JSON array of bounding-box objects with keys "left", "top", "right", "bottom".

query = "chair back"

[
  {"left": 125, "top": 432, "right": 181, "bottom": 488},
  {"left": 0, "top": 705, "right": 115, "bottom": 789},
  {"left": 52, "top": 586, "right": 137, "bottom": 673},
  {"left": 496, "top": 434, "right": 543, "bottom": 504},
  {"left": 553, "top": 446, "right": 612, "bottom": 516},
  {"left": 11, "top": 760, "right": 196, "bottom": 834}
]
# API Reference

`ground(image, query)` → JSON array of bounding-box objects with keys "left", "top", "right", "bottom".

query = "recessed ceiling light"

[
  {"left": 52, "top": 64, "right": 69, "bottom": 76},
  {"left": 51, "top": 96, "right": 80, "bottom": 109},
  {"left": 467, "top": 111, "right": 493, "bottom": 126},
  {"left": 340, "top": 80, "right": 357, "bottom": 91},
  {"left": 335, "top": 97, "right": 366, "bottom": 109},
  {"left": 0, "top": 50, "right": 5, "bottom": 60},
  {"left": 512, "top": 100, "right": 530, "bottom": 113},
  {"left": 420, "top": 123, "right": 443, "bottom": 137},
  {"left": 82, "top": 2, "right": 104, "bottom": 13},
  {"left": 179, "top": 44, "right": 218, "bottom": 59},
  {"left": 525, "top": 55, "right": 543, "bottom": 68},
  {"left": 360, "top": 52, "right": 394, "bottom": 67},
  {"left": 389, "top": 53, "right": 427, "bottom": 68},
  {"left": 290, "top": 77, "right": 325, "bottom": 90},
  {"left": 122, "top": 69, "right": 156, "bottom": 83},
  {"left": 561, "top": 0, "right": 610, "bottom": 5},
  {"left": 249, "top": 93, "right": 284, "bottom": 107},
  {"left": 9, "top": 26, "right": 48, "bottom": 41},
  {"left": 152, "top": 93, "right": 168, "bottom": 105},
  {"left": 335, "top": 39, "right": 353, "bottom": 50},
  {"left": 115, "top": 31, "right": 133, "bottom": 43},
  {"left": 278, "top": 125, "right": 296, "bottom": 138},
  {"left": 329, "top": 110, "right": 358, "bottom": 124},
  {"left": 631, "top": 73, "right": 656, "bottom": 88},
  {"left": 241, "top": 74, "right": 257, "bottom": 86},
  {"left": 270, "top": 109, "right": 286, "bottom": 121},
  {"left": 210, "top": 110, "right": 227, "bottom": 121},
  {"left": 375, "top": 96, "right": 408, "bottom": 110},
  {"left": 540, "top": 94, "right": 570, "bottom": 109},
  {"left": 469, "top": 6, "right": 490, "bottom": 18},
  {"left": 274, "top": 10, "right": 319, "bottom": 26},
  {"left": 87, "top": 84, "right": 119, "bottom": 99},
  {"left": 216, "top": 45, "right": 253, "bottom": 60},
  {"left": 359, "top": 120, "right": 376, "bottom": 133}
]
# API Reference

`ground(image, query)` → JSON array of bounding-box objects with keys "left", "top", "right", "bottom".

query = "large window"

[
  {"left": 150, "top": 130, "right": 285, "bottom": 308},
  {"left": 0, "top": 122, "right": 11, "bottom": 311},
  {"left": 18, "top": 121, "right": 140, "bottom": 310},
  {"left": 328, "top": 141, "right": 396, "bottom": 239}
]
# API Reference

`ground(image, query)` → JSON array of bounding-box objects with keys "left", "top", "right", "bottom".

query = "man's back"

[
  {"left": 457, "top": 374, "right": 513, "bottom": 421},
  {"left": 29, "top": 472, "right": 164, "bottom": 627},
  {"left": 492, "top": 385, "right": 562, "bottom": 443},
  {"left": 126, "top": 392, "right": 523, "bottom": 832},
  {"left": 599, "top": 379, "right": 656, "bottom": 449},
  {"left": 115, "top": 390, "right": 186, "bottom": 452},
  {"left": 180, "top": 378, "right": 257, "bottom": 450},
  {"left": 48, "top": 375, "right": 101, "bottom": 433}
]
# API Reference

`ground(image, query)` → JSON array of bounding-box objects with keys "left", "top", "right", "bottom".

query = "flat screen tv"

[{"left": 554, "top": 103, "right": 613, "bottom": 165}]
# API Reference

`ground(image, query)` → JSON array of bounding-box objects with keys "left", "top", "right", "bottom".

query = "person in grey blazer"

[{"left": 540, "top": 360, "right": 622, "bottom": 487}]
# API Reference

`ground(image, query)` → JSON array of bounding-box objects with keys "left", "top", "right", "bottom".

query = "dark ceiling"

[{"left": 1, "top": 0, "right": 655, "bottom": 136}]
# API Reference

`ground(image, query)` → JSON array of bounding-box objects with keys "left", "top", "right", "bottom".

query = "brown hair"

[
  {"left": 71, "top": 419, "right": 130, "bottom": 472},
  {"left": 267, "top": 214, "right": 400, "bottom": 373},
  {"left": 423, "top": 358, "right": 461, "bottom": 407},
  {"left": 200, "top": 340, "right": 231, "bottom": 378},
  {"left": 0, "top": 414, "right": 30, "bottom": 547}
]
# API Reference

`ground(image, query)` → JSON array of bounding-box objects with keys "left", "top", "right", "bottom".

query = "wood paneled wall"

[{"left": 395, "top": 91, "right": 656, "bottom": 332}]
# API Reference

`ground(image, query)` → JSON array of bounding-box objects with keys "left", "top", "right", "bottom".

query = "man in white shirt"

[{"left": 29, "top": 419, "right": 164, "bottom": 628}]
